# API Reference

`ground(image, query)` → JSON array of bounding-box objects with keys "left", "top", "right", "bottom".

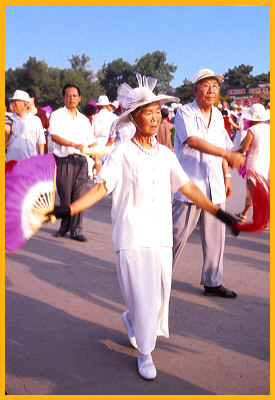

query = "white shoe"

[
  {"left": 122, "top": 311, "right": 138, "bottom": 349},
  {"left": 138, "top": 353, "right": 157, "bottom": 380}
]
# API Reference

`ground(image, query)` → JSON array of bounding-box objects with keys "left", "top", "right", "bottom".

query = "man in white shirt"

[
  {"left": 92, "top": 95, "right": 118, "bottom": 148},
  {"left": 173, "top": 69, "right": 245, "bottom": 298},
  {"left": 50, "top": 84, "right": 100, "bottom": 242},
  {"left": 6, "top": 90, "right": 45, "bottom": 161}
]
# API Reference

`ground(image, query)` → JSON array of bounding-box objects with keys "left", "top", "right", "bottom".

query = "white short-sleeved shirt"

[
  {"left": 246, "top": 123, "right": 270, "bottom": 179},
  {"left": 95, "top": 140, "right": 189, "bottom": 252},
  {"left": 92, "top": 109, "right": 118, "bottom": 146},
  {"left": 49, "top": 107, "right": 96, "bottom": 157},
  {"left": 6, "top": 112, "right": 45, "bottom": 162},
  {"left": 174, "top": 100, "right": 233, "bottom": 205}
]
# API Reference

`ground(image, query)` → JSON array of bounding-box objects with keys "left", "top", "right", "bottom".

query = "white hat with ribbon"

[{"left": 113, "top": 73, "right": 179, "bottom": 130}]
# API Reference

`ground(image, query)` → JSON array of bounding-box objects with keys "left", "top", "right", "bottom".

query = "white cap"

[
  {"left": 111, "top": 100, "right": 119, "bottom": 108},
  {"left": 97, "top": 95, "right": 110, "bottom": 106},
  {"left": 8, "top": 90, "right": 31, "bottom": 103},
  {"left": 193, "top": 68, "right": 224, "bottom": 84}
]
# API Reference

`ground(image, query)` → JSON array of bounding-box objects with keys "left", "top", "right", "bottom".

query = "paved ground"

[{"left": 5, "top": 168, "right": 270, "bottom": 395}]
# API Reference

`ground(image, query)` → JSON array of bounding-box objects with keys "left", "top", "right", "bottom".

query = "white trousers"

[{"left": 115, "top": 247, "right": 172, "bottom": 355}]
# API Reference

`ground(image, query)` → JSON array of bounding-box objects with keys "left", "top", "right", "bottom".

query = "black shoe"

[
  {"left": 70, "top": 235, "right": 87, "bottom": 242},
  {"left": 54, "top": 230, "right": 67, "bottom": 238},
  {"left": 203, "top": 285, "right": 237, "bottom": 298}
]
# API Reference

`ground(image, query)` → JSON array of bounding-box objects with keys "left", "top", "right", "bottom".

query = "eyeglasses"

[
  {"left": 196, "top": 84, "right": 220, "bottom": 92},
  {"left": 64, "top": 94, "right": 79, "bottom": 99}
]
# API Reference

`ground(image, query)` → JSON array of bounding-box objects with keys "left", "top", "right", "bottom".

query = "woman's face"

[{"left": 132, "top": 102, "right": 162, "bottom": 136}]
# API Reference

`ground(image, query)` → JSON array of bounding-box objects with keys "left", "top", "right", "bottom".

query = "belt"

[
  {"left": 55, "top": 154, "right": 84, "bottom": 160},
  {"left": 67, "top": 154, "right": 83, "bottom": 159}
]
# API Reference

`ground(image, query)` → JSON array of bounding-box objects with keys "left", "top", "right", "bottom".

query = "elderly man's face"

[
  {"left": 63, "top": 86, "right": 81, "bottom": 110},
  {"left": 132, "top": 102, "right": 162, "bottom": 136},
  {"left": 193, "top": 78, "right": 219, "bottom": 110},
  {"left": 11, "top": 100, "right": 28, "bottom": 116}
]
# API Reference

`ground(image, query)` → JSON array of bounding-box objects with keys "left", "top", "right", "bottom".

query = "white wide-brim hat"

[
  {"left": 113, "top": 73, "right": 179, "bottom": 131},
  {"left": 194, "top": 68, "right": 224, "bottom": 84},
  {"left": 97, "top": 95, "right": 110, "bottom": 106},
  {"left": 241, "top": 103, "right": 269, "bottom": 121},
  {"left": 8, "top": 90, "right": 31, "bottom": 103}
]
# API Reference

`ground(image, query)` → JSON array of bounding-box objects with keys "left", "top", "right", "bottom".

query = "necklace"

[{"left": 132, "top": 136, "right": 159, "bottom": 157}]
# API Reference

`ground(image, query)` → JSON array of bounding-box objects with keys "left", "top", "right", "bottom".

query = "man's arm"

[
  {"left": 186, "top": 136, "right": 245, "bottom": 169},
  {"left": 222, "top": 158, "right": 232, "bottom": 198},
  {"left": 5, "top": 124, "right": 11, "bottom": 149},
  {"left": 106, "top": 137, "right": 116, "bottom": 147},
  {"left": 38, "top": 143, "right": 45, "bottom": 155},
  {"left": 51, "top": 134, "right": 85, "bottom": 152}
]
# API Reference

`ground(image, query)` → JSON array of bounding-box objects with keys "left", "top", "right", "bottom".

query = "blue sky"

[{"left": 5, "top": 5, "right": 270, "bottom": 88}]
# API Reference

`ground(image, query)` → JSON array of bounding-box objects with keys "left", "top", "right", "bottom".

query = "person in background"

[
  {"left": 221, "top": 109, "right": 242, "bottom": 140},
  {"left": 235, "top": 103, "right": 270, "bottom": 222},
  {"left": 92, "top": 95, "right": 118, "bottom": 148},
  {"left": 25, "top": 87, "right": 50, "bottom": 152},
  {"left": 110, "top": 100, "right": 120, "bottom": 115},
  {"left": 49, "top": 83, "right": 101, "bottom": 242},
  {"left": 84, "top": 102, "right": 98, "bottom": 126},
  {"left": 6, "top": 90, "right": 45, "bottom": 160},
  {"left": 156, "top": 106, "right": 174, "bottom": 151},
  {"left": 172, "top": 68, "right": 245, "bottom": 299}
]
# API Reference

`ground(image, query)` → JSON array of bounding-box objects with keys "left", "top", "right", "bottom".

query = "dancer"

[
  {"left": 48, "top": 74, "right": 240, "bottom": 380},
  {"left": 236, "top": 103, "right": 270, "bottom": 222}
]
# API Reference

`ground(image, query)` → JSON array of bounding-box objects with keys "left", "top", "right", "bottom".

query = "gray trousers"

[
  {"left": 55, "top": 155, "right": 88, "bottom": 237},
  {"left": 172, "top": 199, "right": 225, "bottom": 287}
]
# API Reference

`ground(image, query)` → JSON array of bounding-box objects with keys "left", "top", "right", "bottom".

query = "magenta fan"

[{"left": 5, "top": 154, "right": 57, "bottom": 254}]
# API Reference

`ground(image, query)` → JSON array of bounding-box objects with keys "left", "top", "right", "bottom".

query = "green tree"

[
  {"left": 98, "top": 58, "right": 135, "bottom": 101},
  {"left": 67, "top": 53, "right": 91, "bottom": 72},
  {"left": 222, "top": 64, "right": 254, "bottom": 87},
  {"left": 252, "top": 71, "right": 270, "bottom": 85},
  {"left": 173, "top": 78, "right": 194, "bottom": 105},
  {"left": 134, "top": 50, "right": 177, "bottom": 94},
  {"left": 5, "top": 55, "right": 105, "bottom": 111}
]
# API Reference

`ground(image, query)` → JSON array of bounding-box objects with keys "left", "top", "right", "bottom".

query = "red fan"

[
  {"left": 235, "top": 172, "right": 270, "bottom": 233},
  {"left": 5, "top": 154, "right": 57, "bottom": 253}
]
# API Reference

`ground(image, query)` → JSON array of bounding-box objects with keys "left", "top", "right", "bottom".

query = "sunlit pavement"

[{"left": 5, "top": 168, "right": 270, "bottom": 395}]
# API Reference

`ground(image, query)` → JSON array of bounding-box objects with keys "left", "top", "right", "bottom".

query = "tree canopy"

[{"left": 5, "top": 55, "right": 269, "bottom": 110}]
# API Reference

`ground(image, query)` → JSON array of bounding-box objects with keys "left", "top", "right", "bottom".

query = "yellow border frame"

[{"left": 1, "top": 2, "right": 272, "bottom": 400}]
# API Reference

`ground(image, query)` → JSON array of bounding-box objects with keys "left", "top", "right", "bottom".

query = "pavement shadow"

[
  {"left": 168, "top": 286, "right": 269, "bottom": 362},
  {"left": 6, "top": 291, "right": 214, "bottom": 395}
]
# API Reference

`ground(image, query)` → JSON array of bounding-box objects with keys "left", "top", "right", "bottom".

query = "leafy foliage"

[
  {"left": 98, "top": 58, "right": 136, "bottom": 101},
  {"left": 6, "top": 55, "right": 269, "bottom": 111},
  {"left": 5, "top": 56, "right": 104, "bottom": 111},
  {"left": 135, "top": 50, "right": 177, "bottom": 94},
  {"left": 173, "top": 78, "right": 194, "bottom": 104}
]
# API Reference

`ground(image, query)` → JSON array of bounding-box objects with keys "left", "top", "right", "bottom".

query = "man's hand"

[
  {"left": 224, "top": 177, "right": 232, "bottom": 198},
  {"left": 74, "top": 143, "right": 84, "bottom": 152},
  {"left": 225, "top": 150, "right": 245, "bottom": 169}
]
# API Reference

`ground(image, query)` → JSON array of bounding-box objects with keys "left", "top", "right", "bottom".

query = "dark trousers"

[{"left": 55, "top": 155, "right": 88, "bottom": 237}]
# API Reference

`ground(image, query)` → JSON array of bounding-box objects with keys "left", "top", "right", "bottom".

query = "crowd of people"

[{"left": 5, "top": 68, "right": 270, "bottom": 381}]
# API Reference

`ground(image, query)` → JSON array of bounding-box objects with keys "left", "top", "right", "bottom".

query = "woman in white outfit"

[
  {"left": 236, "top": 103, "right": 270, "bottom": 221},
  {"left": 48, "top": 74, "right": 240, "bottom": 380}
]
